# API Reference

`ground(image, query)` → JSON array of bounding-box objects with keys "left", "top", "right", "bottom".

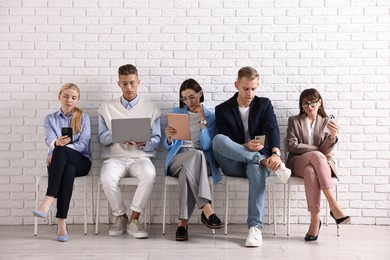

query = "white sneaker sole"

[
  {"left": 109, "top": 229, "right": 124, "bottom": 236},
  {"left": 245, "top": 240, "right": 262, "bottom": 247},
  {"left": 127, "top": 229, "right": 148, "bottom": 239}
]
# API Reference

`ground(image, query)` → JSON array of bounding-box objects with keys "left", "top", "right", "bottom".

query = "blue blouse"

[{"left": 44, "top": 109, "right": 92, "bottom": 161}]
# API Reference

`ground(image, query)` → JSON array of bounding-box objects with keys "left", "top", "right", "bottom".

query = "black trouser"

[{"left": 46, "top": 146, "right": 91, "bottom": 219}]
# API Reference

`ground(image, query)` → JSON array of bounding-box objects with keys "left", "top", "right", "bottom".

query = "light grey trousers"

[{"left": 168, "top": 148, "right": 212, "bottom": 220}]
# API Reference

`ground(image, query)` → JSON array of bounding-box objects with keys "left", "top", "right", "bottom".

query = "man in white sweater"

[{"left": 98, "top": 64, "right": 161, "bottom": 238}]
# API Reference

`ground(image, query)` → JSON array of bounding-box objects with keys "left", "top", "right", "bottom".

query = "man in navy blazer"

[{"left": 212, "top": 66, "right": 290, "bottom": 247}]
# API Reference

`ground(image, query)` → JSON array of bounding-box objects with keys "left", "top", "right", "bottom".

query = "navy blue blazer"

[{"left": 215, "top": 92, "right": 280, "bottom": 157}]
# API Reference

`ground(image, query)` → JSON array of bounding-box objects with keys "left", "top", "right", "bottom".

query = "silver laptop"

[{"left": 111, "top": 118, "right": 151, "bottom": 143}]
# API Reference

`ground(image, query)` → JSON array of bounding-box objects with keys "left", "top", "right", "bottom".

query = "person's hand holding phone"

[
  {"left": 244, "top": 135, "right": 265, "bottom": 152},
  {"left": 56, "top": 135, "right": 72, "bottom": 146},
  {"left": 324, "top": 114, "right": 339, "bottom": 139}
]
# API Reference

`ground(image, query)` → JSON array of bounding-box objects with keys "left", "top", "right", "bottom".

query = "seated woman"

[
  {"left": 33, "top": 83, "right": 91, "bottom": 242},
  {"left": 286, "top": 88, "right": 350, "bottom": 242},
  {"left": 164, "top": 78, "right": 223, "bottom": 241}
]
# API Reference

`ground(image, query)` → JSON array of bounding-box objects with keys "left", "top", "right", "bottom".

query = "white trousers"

[{"left": 100, "top": 157, "right": 156, "bottom": 216}]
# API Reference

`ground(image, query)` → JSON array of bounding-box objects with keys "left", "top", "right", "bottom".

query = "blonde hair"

[{"left": 59, "top": 83, "right": 83, "bottom": 133}]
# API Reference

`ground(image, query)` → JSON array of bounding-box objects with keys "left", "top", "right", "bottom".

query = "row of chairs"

[{"left": 34, "top": 172, "right": 339, "bottom": 236}]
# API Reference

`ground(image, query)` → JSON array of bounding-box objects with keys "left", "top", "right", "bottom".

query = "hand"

[
  {"left": 243, "top": 140, "right": 264, "bottom": 152},
  {"left": 123, "top": 140, "right": 146, "bottom": 148},
  {"left": 165, "top": 126, "right": 177, "bottom": 144},
  {"left": 327, "top": 120, "right": 339, "bottom": 139},
  {"left": 47, "top": 155, "right": 52, "bottom": 166},
  {"left": 261, "top": 154, "right": 282, "bottom": 171},
  {"left": 56, "top": 136, "right": 71, "bottom": 146},
  {"left": 194, "top": 105, "right": 206, "bottom": 120},
  {"left": 325, "top": 152, "right": 334, "bottom": 159}
]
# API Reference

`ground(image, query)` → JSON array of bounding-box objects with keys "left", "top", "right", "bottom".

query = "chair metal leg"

[
  {"left": 83, "top": 177, "right": 87, "bottom": 235},
  {"left": 34, "top": 176, "right": 39, "bottom": 236},
  {"left": 90, "top": 176, "right": 95, "bottom": 224},
  {"left": 272, "top": 185, "right": 277, "bottom": 235},
  {"left": 287, "top": 184, "right": 291, "bottom": 236},
  {"left": 283, "top": 183, "right": 287, "bottom": 225},
  {"left": 95, "top": 179, "right": 101, "bottom": 235},
  {"left": 162, "top": 183, "right": 167, "bottom": 234},
  {"left": 224, "top": 183, "right": 229, "bottom": 235},
  {"left": 268, "top": 188, "right": 271, "bottom": 225}
]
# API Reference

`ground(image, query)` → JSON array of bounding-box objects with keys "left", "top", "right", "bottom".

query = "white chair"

[
  {"left": 34, "top": 175, "right": 93, "bottom": 236},
  {"left": 223, "top": 172, "right": 281, "bottom": 236},
  {"left": 95, "top": 177, "right": 151, "bottom": 235},
  {"left": 285, "top": 176, "right": 339, "bottom": 236},
  {"left": 162, "top": 176, "right": 215, "bottom": 235}
]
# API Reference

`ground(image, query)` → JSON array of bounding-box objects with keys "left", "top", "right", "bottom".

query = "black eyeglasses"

[
  {"left": 301, "top": 100, "right": 319, "bottom": 108},
  {"left": 180, "top": 92, "right": 200, "bottom": 103}
]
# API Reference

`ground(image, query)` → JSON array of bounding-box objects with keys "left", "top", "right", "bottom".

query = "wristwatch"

[
  {"left": 272, "top": 150, "right": 281, "bottom": 157},
  {"left": 199, "top": 120, "right": 208, "bottom": 125}
]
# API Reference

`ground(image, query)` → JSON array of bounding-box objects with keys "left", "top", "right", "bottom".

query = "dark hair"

[
  {"left": 118, "top": 64, "right": 138, "bottom": 77},
  {"left": 299, "top": 88, "right": 327, "bottom": 117},
  {"left": 179, "top": 78, "right": 204, "bottom": 108},
  {"left": 237, "top": 66, "right": 259, "bottom": 81}
]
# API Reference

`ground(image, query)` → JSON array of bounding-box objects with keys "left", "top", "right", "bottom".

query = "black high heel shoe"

[
  {"left": 304, "top": 220, "right": 321, "bottom": 242},
  {"left": 330, "top": 211, "right": 350, "bottom": 226}
]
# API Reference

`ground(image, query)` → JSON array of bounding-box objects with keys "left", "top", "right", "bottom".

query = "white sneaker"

[
  {"left": 274, "top": 162, "right": 291, "bottom": 183},
  {"left": 127, "top": 219, "right": 148, "bottom": 239},
  {"left": 245, "top": 226, "right": 262, "bottom": 247},
  {"left": 109, "top": 215, "right": 128, "bottom": 236}
]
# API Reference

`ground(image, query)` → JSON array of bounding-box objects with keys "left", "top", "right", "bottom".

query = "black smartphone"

[{"left": 61, "top": 127, "right": 73, "bottom": 144}]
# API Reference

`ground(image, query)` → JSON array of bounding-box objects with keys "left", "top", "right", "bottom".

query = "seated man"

[
  {"left": 212, "top": 66, "right": 290, "bottom": 247},
  {"left": 98, "top": 64, "right": 161, "bottom": 238}
]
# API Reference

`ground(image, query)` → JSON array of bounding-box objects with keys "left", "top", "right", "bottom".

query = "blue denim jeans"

[{"left": 212, "top": 134, "right": 270, "bottom": 228}]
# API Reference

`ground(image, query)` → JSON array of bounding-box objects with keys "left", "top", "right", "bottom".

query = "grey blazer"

[{"left": 286, "top": 114, "right": 338, "bottom": 178}]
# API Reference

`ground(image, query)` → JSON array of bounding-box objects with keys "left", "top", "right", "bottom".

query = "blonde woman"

[{"left": 33, "top": 83, "right": 91, "bottom": 242}]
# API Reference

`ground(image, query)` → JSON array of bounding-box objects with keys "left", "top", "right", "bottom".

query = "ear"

[{"left": 234, "top": 81, "right": 239, "bottom": 90}]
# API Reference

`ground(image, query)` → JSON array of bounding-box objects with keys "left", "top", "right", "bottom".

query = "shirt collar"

[{"left": 120, "top": 95, "right": 140, "bottom": 109}]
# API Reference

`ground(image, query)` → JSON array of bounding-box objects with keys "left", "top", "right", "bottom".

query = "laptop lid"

[{"left": 111, "top": 118, "right": 151, "bottom": 143}]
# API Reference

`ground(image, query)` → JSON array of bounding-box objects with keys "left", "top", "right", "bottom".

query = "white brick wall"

[{"left": 0, "top": 0, "right": 389, "bottom": 226}]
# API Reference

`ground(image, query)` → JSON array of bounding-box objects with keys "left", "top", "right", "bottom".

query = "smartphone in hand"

[
  {"left": 61, "top": 127, "right": 73, "bottom": 144},
  {"left": 324, "top": 114, "right": 338, "bottom": 134},
  {"left": 254, "top": 135, "right": 265, "bottom": 146}
]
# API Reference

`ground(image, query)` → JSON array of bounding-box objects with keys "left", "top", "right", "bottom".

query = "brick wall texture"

[{"left": 0, "top": 0, "right": 389, "bottom": 226}]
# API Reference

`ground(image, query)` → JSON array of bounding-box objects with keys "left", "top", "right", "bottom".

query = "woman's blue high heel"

[{"left": 33, "top": 204, "right": 54, "bottom": 219}]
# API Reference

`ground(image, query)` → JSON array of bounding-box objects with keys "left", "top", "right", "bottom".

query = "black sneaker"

[{"left": 201, "top": 212, "right": 223, "bottom": 229}]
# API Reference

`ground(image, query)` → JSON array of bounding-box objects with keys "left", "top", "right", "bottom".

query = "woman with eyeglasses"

[
  {"left": 286, "top": 88, "right": 350, "bottom": 242},
  {"left": 164, "top": 78, "right": 223, "bottom": 241}
]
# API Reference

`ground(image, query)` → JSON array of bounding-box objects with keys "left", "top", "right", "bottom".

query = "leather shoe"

[
  {"left": 175, "top": 226, "right": 188, "bottom": 241},
  {"left": 33, "top": 204, "right": 54, "bottom": 219},
  {"left": 305, "top": 220, "right": 321, "bottom": 242},
  {"left": 201, "top": 212, "right": 223, "bottom": 229}
]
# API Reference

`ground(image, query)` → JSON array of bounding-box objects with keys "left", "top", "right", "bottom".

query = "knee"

[
  {"left": 52, "top": 146, "right": 67, "bottom": 157},
  {"left": 311, "top": 151, "right": 327, "bottom": 161},
  {"left": 139, "top": 168, "right": 156, "bottom": 184},
  {"left": 212, "top": 134, "right": 227, "bottom": 151}
]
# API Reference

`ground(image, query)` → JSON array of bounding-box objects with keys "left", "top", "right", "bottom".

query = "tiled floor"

[{"left": 1, "top": 223, "right": 389, "bottom": 259}]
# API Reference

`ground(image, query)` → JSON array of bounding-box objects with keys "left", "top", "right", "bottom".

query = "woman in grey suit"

[{"left": 286, "top": 88, "right": 350, "bottom": 242}]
